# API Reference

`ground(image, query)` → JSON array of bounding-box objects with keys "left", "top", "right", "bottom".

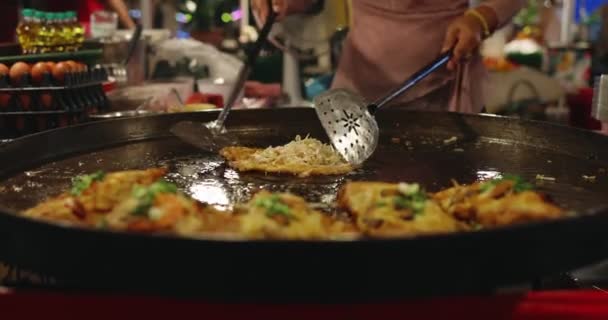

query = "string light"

[
  {"left": 221, "top": 12, "right": 232, "bottom": 23},
  {"left": 175, "top": 12, "right": 192, "bottom": 23},
  {"left": 185, "top": 0, "right": 197, "bottom": 12}
]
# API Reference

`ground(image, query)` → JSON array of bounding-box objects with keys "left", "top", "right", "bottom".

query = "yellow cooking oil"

[
  {"left": 46, "top": 12, "right": 62, "bottom": 52},
  {"left": 16, "top": 9, "right": 34, "bottom": 53},
  {"left": 73, "top": 12, "right": 85, "bottom": 49},
  {"left": 57, "top": 12, "right": 72, "bottom": 52},
  {"left": 64, "top": 12, "right": 77, "bottom": 51},
  {"left": 32, "top": 11, "right": 50, "bottom": 53},
  {"left": 67, "top": 11, "right": 84, "bottom": 51},
  {"left": 28, "top": 10, "right": 43, "bottom": 54},
  {"left": 48, "top": 12, "right": 65, "bottom": 52}
]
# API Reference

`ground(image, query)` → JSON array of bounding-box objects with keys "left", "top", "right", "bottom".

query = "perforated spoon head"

[{"left": 313, "top": 88, "right": 379, "bottom": 165}]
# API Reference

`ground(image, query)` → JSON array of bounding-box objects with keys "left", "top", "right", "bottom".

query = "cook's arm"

[
  {"left": 442, "top": 0, "right": 526, "bottom": 69},
  {"left": 475, "top": 0, "right": 527, "bottom": 31}
]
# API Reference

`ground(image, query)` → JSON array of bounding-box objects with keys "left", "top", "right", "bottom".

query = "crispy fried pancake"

[
  {"left": 23, "top": 168, "right": 166, "bottom": 224},
  {"left": 104, "top": 190, "right": 239, "bottom": 236},
  {"left": 219, "top": 136, "right": 354, "bottom": 178},
  {"left": 433, "top": 179, "right": 564, "bottom": 227},
  {"left": 337, "top": 182, "right": 466, "bottom": 237},
  {"left": 22, "top": 168, "right": 565, "bottom": 239},
  {"left": 237, "top": 191, "right": 357, "bottom": 239}
]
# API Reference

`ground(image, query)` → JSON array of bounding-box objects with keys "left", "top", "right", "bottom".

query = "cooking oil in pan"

[{"left": 0, "top": 136, "right": 606, "bottom": 215}]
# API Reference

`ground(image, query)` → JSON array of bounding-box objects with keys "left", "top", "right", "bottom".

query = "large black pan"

[{"left": 0, "top": 108, "right": 607, "bottom": 301}]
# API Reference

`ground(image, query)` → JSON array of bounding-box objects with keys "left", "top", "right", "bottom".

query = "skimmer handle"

[
  {"left": 369, "top": 49, "right": 453, "bottom": 113},
  {"left": 212, "top": 0, "right": 277, "bottom": 133}
]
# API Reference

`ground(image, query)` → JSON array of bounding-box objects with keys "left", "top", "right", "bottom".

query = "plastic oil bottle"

[
  {"left": 73, "top": 11, "right": 85, "bottom": 50},
  {"left": 48, "top": 12, "right": 64, "bottom": 52},
  {"left": 64, "top": 12, "right": 77, "bottom": 51},
  {"left": 68, "top": 11, "right": 84, "bottom": 51},
  {"left": 32, "top": 11, "right": 50, "bottom": 53},
  {"left": 16, "top": 9, "right": 34, "bottom": 53},
  {"left": 28, "top": 10, "right": 43, "bottom": 54},
  {"left": 46, "top": 12, "right": 61, "bottom": 52},
  {"left": 57, "top": 12, "right": 72, "bottom": 52}
]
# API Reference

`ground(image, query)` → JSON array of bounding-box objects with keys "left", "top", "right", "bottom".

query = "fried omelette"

[
  {"left": 337, "top": 182, "right": 467, "bottom": 237},
  {"left": 22, "top": 168, "right": 566, "bottom": 240},
  {"left": 24, "top": 168, "right": 240, "bottom": 237},
  {"left": 236, "top": 191, "right": 357, "bottom": 240},
  {"left": 23, "top": 168, "right": 352, "bottom": 239},
  {"left": 23, "top": 168, "right": 166, "bottom": 224},
  {"left": 219, "top": 136, "right": 354, "bottom": 178},
  {"left": 433, "top": 175, "right": 564, "bottom": 227},
  {"left": 103, "top": 180, "right": 239, "bottom": 237}
]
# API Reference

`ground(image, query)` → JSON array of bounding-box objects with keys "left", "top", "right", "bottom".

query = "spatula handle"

[
  {"left": 213, "top": 0, "right": 277, "bottom": 132},
  {"left": 246, "top": 0, "right": 278, "bottom": 67},
  {"left": 123, "top": 24, "right": 143, "bottom": 66},
  {"left": 369, "top": 49, "right": 453, "bottom": 113}
]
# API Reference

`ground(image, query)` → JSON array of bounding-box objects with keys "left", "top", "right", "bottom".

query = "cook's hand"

[
  {"left": 441, "top": 14, "right": 484, "bottom": 71},
  {"left": 251, "top": 0, "right": 288, "bottom": 25}
]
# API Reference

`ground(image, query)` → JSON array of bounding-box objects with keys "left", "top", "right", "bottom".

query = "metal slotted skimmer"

[
  {"left": 314, "top": 89, "right": 379, "bottom": 165},
  {"left": 314, "top": 50, "right": 452, "bottom": 165}
]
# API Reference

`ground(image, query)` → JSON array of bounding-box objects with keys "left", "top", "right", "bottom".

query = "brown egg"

[
  {"left": 0, "top": 63, "right": 9, "bottom": 76},
  {"left": 31, "top": 62, "right": 51, "bottom": 85},
  {"left": 9, "top": 62, "right": 31, "bottom": 86},
  {"left": 0, "top": 92, "right": 10, "bottom": 108},
  {"left": 0, "top": 63, "right": 9, "bottom": 107},
  {"left": 15, "top": 116, "right": 25, "bottom": 131},
  {"left": 45, "top": 61, "right": 56, "bottom": 71},
  {"left": 19, "top": 93, "right": 31, "bottom": 110},
  {"left": 65, "top": 60, "right": 80, "bottom": 72},
  {"left": 40, "top": 92, "right": 53, "bottom": 109},
  {"left": 52, "top": 62, "right": 71, "bottom": 83}
]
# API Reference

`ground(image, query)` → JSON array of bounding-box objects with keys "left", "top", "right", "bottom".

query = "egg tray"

[
  {"left": 0, "top": 42, "right": 103, "bottom": 65},
  {"left": 0, "top": 65, "right": 108, "bottom": 92},
  {"left": 0, "top": 112, "right": 88, "bottom": 139},
  {"left": 0, "top": 66, "right": 109, "bottom": 115},
  {"left": 0, "top": 67, "right": 109, "bottom": 138}
]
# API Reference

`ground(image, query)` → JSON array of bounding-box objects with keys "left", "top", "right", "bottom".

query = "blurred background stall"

[{"left": 0, "top": 0, "right": 606, "bottom": 134}]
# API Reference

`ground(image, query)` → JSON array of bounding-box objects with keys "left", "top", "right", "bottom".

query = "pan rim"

[
  {"left": 3, "top": 108, "right": 607, "bottom": 143},
  {"left": 1, "top": 108, "right": 607, "bottom": 244}
]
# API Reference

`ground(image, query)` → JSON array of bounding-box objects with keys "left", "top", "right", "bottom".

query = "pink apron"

[{"left": 330, "top": 0, "right": 525, "bottom": 113}]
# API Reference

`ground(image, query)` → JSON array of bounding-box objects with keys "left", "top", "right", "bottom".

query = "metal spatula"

[
  {"left": 170, "top": 0, "right": 277, "bottom": 152},
  {"left": 314, "top": 50, "right": 453, "bottom": 165}
]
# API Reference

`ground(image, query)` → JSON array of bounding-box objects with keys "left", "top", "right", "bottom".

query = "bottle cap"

[
  {"left": 33, "top": 11, "right": 45, "bottom": 19},
  {"left": 21, "top": 8, "right": 33, "bottom": 17}
]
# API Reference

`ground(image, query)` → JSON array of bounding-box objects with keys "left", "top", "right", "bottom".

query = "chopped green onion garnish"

[
  {"left": 472, "top": 222, "right": 483, "bottom": 230},
  {"left": 70, "top": 171, "right": 106, "bottom": 196},
  {"left": 480, "top": 174, "right": 534, "bottom": 193},
  {"left": 392, "top": 187, "right": 427, "bottom": 215},
  {"left": 96, "top": 218, "right": 108, "bottom": 229},
  {"left": 376, "top": 200, "right": 388, "bottom": 207},
  {"left": 131, "top": 180, "right": 178, "bottom": 216},
  {"left": 255, "top": 194, "right": 293, "bottom": 219}
]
